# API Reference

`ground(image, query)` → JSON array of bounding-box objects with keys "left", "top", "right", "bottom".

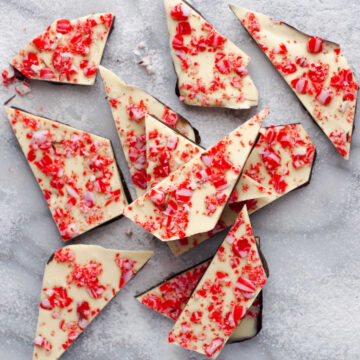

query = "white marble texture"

[{"left": 0, "top": 0, "right": 359, "bottom": 359}]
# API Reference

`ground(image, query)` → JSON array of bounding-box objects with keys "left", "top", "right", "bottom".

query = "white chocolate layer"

[
  {"left": 99, "top": 66, "right": 197, "bottom": 197},
  {"left": 164, "top": 0, "right": 258, "bottom": 109},
  {"left": 231, "top": 5, "right": 358, "bottom": 159},
  {"left": 5, "top": 106, "right": 128, "bottom": 241},
  {"left": 33, "top": 245, "right": 153, "bottom": 360},
  {"left": 11, "top": 14, "right": 113, "bottom": 85}
]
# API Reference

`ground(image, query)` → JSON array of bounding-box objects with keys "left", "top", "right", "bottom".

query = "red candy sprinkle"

[
  {"left": 127, "top": 101, "right": 147, "bottom": 122},
  {"left": 23, "top": 52, "right": 39, "bottom": 71},
  {"left": 281, "top": 62, "right": 297, "bottom": 75},
  {"left": 40, "top": 286, "right": 73, "bottom": 310},
  {"left": 115, "top": 257, "right": 136, "bottom": 289},
  {"left": 190, "top": 310, "right": 203, "bottom": 324},
  {"left": 204, "top": 338, "right": 224, "bottom": 357},
  {"left": 77, "top": 301, "right": 90, "bottom": 330},
  {"left": 67, "top": 261, "right": 105, "bottom": 299},
  {"left": 54, "top": 248, "right": 75, "bottom": 263},
  {"left": 316, "top": 88, "right": 333, "bottom": 106},
  {"left": 232, "top": 237, "right": 251, "bottom": 258},
  {"left": 170, "top": 3, "right": 190, "bottom": 21},
  {"left": 149, "top": 188, "right": 166, "bottom": 206},
  {"left": 132, "top": 169, "right": 148, "bottom": 190},
  {"left": 34, "top": 335, "right": 52, "bottom": 352},
  {"left": 40, "top": 67, "right": 56, "bottom": 80},
  {"left": 176, "top": 21, "right": 192, "bottom": 35},
  {"left": 260, "top": 147, "right": 281, "bottom": 171},
  {"left": 83, "top": 65, "right": 97, "bottom": 77},
  {"left": 291, "top": 78, "right": 308, "bottom": 94},
  {"left": 56, "top": 19, "right": 72, "bottom": 34},
  {"left": 307, "top": 36, "right": 323, "bottom": 54},
  {"left": 235, "top": 277, "right": 256, "bottom": 298}
]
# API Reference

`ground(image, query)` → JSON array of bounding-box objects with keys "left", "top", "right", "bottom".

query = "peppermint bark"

[
  {"left": 168, "top": 207, "right": 267, "bottom": 358},
  {"left": 33, "top": 245, "right": 153, "bottom": 359},
  {"left": 168, "top": 123, "right": 315, "bottom": 255},
  {"left": 99, "top": 66, "right": 199, "bottom": 197},
  {"left": 231, "top": 5, "right": 357, "bottom": 158},
  {"left": 11, "top": 14, "right": 114, "bottom": 85},
  {"left": 5, "top": 106, "right": 129, "bottom": 241},
  {"left": 124, "top": 109, "right": 268, "bottom": 241},
  {"left": 164, "top": 0, "right": 258, "bottom": 108}
]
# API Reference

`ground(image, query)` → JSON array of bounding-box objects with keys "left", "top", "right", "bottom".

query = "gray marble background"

[{"left": 0, "top": 0, "right": 359, "bottom": 359}]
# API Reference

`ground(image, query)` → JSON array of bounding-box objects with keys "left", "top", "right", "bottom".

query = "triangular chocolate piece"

[
  {"left": 5, "top": 106, "right": 129, "bottom": 240},
  {"left": 124, "top": 109, "right": 268, "bottom": 241},
  {"left": 230, "top": 5, "right": 357, "bottom": 159},
  {"left": 168, "top": 206, "right": 267, "bottom": 358},
  {"left": 164, "top": 0, "right": 258, "bottom": 109},
  {"left": 99, "top": 66, "right": 199, "bottom": 197},
  {"left": 168, "top": 123, "right": 316, "bottom": 255},
  {"left": 11, "top": 14, "right": 114, "bottom": 85},
  {"left": 33, "top": 245, "right": 153, "bottom": 359}
]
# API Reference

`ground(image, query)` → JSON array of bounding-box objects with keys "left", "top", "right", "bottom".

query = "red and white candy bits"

[
  {"left": 11, "top": 13, "right": 114, "bottom": 85},
  {"left": 33, "top": 245, "right": 153, "bottom": 360},
  {"left": 231, "top": 5, "right": 357, "bottom": 159},
  {"left": 307, "top": 36, "right": 323, "bottom": 54},
  {"left": 168, "top": 207, "right": 267, "bottom": 358},
  {"left": 5, "top": 107, "right": 128, "bottom": 241},
  {"left": 164, "top": 0, "right": 258, "bottom": 109}
]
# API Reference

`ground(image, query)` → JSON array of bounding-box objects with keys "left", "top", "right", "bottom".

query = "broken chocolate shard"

[
  {"left": 11, "top": 13, "right": 114, "bottom": 85},
  {"left": 136, "top": 236, "right": 266, "bottom": 343},
  {"left": 164, "top": 0, "right": 258, "bottom": 109},
  {"left": 33, "top": 245, "right": 153, "bottom": 360},
  {"left": 230, "top": 5, "right": 358, "bottom": 159},
  {"left": 5, "top": 106, "right": 129, "bottom": 241}
]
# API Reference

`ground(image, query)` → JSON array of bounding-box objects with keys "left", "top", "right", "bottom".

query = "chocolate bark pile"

[{"left": 2, "top": 1, "right": 356, "bottom": 359}]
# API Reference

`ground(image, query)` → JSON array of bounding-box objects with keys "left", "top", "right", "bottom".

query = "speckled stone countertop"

[{"left": 0, "top": 0, "right": 359, "bottom": 359}]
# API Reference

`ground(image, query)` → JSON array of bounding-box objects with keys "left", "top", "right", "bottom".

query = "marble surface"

[{"left": 0, "top": 0, "right": 359, "bottom": 359}]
